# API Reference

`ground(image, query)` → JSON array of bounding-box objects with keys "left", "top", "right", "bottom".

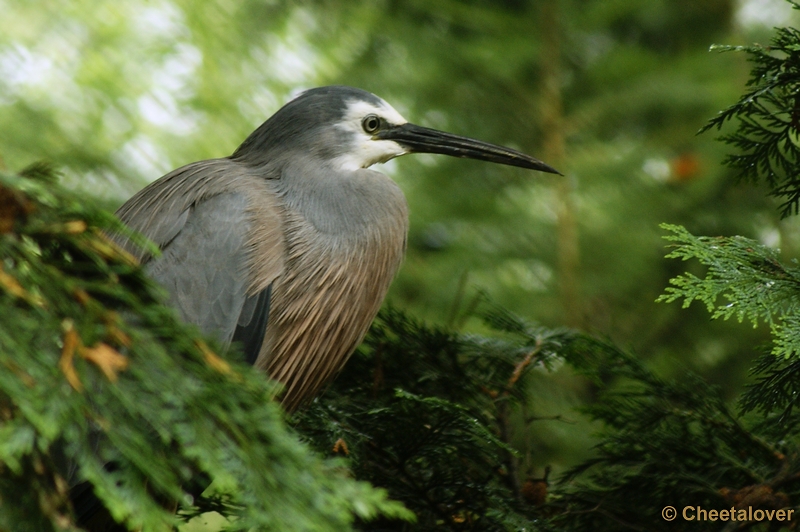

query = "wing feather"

[
  {"left": 146, "top": 193, "right": 250, "bottom": 344},
  {"left": 115, "top": 159, "right": 285, "bottom": 352}
]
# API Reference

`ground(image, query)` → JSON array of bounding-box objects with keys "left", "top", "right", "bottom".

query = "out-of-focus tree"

[{"left": 2, "top": 0, "right": 798, "bottom": 486}]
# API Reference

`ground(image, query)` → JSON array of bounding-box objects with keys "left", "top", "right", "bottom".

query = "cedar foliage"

[
  {"left": 292, "top": 4, "right": 800, "bottom": 531},
  {"left": 545, "top": 4, "right": 800, "bottom": 529},
  {"left": 293, "top": 307, "right": 575, "bottom": 531},
  {"left": 701, "top": 1, "right": 800, "bottom": 218},
  {"left": 8, "top": 5, "right": 800, "bottom": 530},
  {"left": 0, "top": 165, "right": 409, "bottom": 531}
]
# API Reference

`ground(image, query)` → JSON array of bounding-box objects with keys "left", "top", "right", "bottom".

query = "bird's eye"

[{"left": 362, "top": 114, "right": 381, "bottom": 133}]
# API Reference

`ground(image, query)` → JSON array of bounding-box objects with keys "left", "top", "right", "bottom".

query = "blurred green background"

[{"left": 2, "top": 0, "right": 798, "bottom": 490}]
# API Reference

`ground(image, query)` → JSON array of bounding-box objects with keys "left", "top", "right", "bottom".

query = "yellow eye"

[{"left": 362, "top": 114, "right": 381, "bottom": 133}]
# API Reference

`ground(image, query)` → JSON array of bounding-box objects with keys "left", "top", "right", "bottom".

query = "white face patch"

[{"left": 330, "top": 98, "right": 409, "bottom": 171}]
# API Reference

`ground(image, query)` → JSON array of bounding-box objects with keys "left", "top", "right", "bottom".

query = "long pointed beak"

[{"left": 376, "top": 122, "right": 561, "bottom": 175}]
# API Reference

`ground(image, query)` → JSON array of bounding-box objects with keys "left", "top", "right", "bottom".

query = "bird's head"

[{"left": 232, "top": 86, "right": 561, "bottom": 176}]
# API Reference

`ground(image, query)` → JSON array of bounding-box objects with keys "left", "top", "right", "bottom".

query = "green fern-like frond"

[
  {"left": 701, "top": 24, "right": 800, "bottom": 216},
  {"left": 0, "top": 166, "right": 411, "bottom": 531},
  {"left": 657, "top": 223, "right": 800, "bottom": 326}
]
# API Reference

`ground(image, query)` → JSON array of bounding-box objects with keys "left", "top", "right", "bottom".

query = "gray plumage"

[{"left": 114, "top": 86, "right": 558, "bottom": 411}]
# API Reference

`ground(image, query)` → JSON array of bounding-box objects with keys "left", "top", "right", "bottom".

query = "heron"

[{"left": 115, "top": 85, "right": 559, "bottom": 411}]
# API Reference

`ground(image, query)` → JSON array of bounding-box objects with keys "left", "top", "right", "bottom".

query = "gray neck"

[{"left": 274, "top": 158, "right": 408, "bottom": 241}]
